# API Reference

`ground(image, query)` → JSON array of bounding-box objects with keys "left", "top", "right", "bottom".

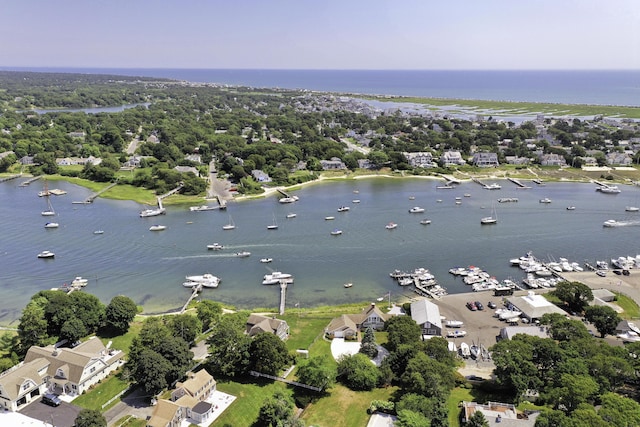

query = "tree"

[
  {"left": 295, "top": 356, "right": 336, "bottom": 390},
  {"left": 249, "top": 332, "right": 290, "bottom": 376},
  {"left": 129, "top": 345, "right": 171, "bottom": 395},
  {"left": 336, "top": 353, "right": 380, "bottom": 391},
  {"left": 396, "top": 409, "right": 430, "bottom": 427},
  {"left": 359, "top": 326, "right": 378, "bottom": 358},
  {"left": 385, "top": 315, "right": 421, "bottom": 352},
  {"left": 256, "top": 391, "right": 303, "bottom": 427},
  {"left": 104, "top": 295, "right": 138, "bottom": 334},
  {"left": 553, "top": 281, "right": 593, "bottom": 313},
  {"left": 196, "top": 300, "right": 223, "bottom": 330},
  {"left": 167, "top": 313, "right": 202, "bottom": 344},
  {"left": 598, "top": 392, "right": 640, "bottom": 426},
  {"left": 466, "top": 410, "right": 490, "bottom": 427},
  {"left": 68, "top": 292, "right": 105, "bottom": 333},
  {"left": 17, "top": 301, "right": 49, "bottom": 355},
  {"left": 74, "top": 409, "right": 106, "bottom": 427},
  {"left": 205, "top": 313, "right": 252, "bottom": 377},
  {"left": 59, "top": 317, "right": 87, "bottom": 344},
  {"left": 584, "top": 305, "right": 620, "bottom": 338},
  {"left": 545, "top": 373, "right": 598, "bottom": 413},
  {"left": 540, "top": 314, "right": 591, "bottom": 341}
]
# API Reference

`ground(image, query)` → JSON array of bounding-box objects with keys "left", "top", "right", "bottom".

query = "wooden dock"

[
  {"left": 507, "top": 177, "right": 531, "bottom": 189},
  {"left": 279, "top": 282, "right": 287, "bottom": 315},
  {"left": 81, "top": 181, "right": 119, "bottom": 203},
  {"left": 1, "top": 174, "right": 22, "bottom": 183},
  {"left": 180, "top": 284, "right": 202, "bottom": 314}
]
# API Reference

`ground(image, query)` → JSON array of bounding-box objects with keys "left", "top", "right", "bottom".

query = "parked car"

[
  {"left": 466, "top": 301, "right": 477, "bottom": 311},
  {"left": 487, "top": 301, "right": 497, "bottom": 309},
  {"left": 42, "top": 393, "right": 61, "bottom": 407},
  {"left": 474, "top": 301, "right": 484, "bottom": 311}
]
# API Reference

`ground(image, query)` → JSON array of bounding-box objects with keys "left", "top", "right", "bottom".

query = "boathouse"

[{"left": 410, "top": 299, "right": 442, "bottom": 337}]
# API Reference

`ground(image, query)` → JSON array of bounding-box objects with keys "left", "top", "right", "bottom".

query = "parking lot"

[{"left": 19, "top": 397, "right": 81, "bottom": 427}]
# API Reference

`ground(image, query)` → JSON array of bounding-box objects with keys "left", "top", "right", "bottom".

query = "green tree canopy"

[
  {"left": 196, "top": 300, "right": 223, "bottom": 330},
  {"left": 74, "top": 408, "right": 107, "bottom": 427},
  {"left": 104, "top": 295, "right": 138, "bottom": 334},
  {"left": 336, "top": 353, "right": 380, "bottom": 391},
  {"left": 295, "top": 356, "right": 336, "bottom": 391},
  {"left": 249, "top": 332, "right": 290, "bottom": 376},
  {"left": 385, "top": 315, "right": 421, "bottom": 352},
  {"left": 584, "top": 305, "right": 620, "bottom": 338},
  {"left": 552, "top": 281, "right": 593, "bottom": 313}
]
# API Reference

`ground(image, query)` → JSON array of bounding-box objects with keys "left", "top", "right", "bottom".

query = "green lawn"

[
  {"left": 98, "top": 321, "right": 143, "bottom": 355},
  {"left": 281, "top": 312, "right": 336, "bottom": 351},
  {"left": 212, "top": 378, "right": 290, "bottom": 426},
  {"left": 615, "top": 292, "right": 640, "bottom": 319},
  {"left": 72, "top": 371, "right": 131, "bottom": 411}
]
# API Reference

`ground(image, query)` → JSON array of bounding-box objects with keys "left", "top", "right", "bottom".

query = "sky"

[{"left": 1, "top": 0, "right": 639, "bottom": 70}]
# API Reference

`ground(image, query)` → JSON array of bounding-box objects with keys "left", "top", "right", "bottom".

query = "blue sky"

[{"left": 2, "top": 0, "right": 639, "bottom": 70}]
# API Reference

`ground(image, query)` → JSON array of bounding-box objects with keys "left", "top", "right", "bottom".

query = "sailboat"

[
  {"left": 222, "top": 215, "right": 235, "bottom": 230},
  {"left": 480, "top": 203, "right": 497, "bottom": 225},
  {"left": 41, "top": 181, "right": 56, "bottom": 216},
  {"left": 267, "top": 213, "right": 278, "bottom": 230}
]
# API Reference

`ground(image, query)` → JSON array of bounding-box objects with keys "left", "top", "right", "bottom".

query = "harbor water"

[{"left": 1, "top": 177, "right": 639, "bottom": 325}]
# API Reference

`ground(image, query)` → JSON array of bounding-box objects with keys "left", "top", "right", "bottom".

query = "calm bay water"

[{"left": 1, "top": 177, "right": 639, "bottom": 325}]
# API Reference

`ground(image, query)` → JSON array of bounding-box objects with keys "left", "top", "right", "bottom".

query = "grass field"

[
  {"left": 615, "top": 292, "right": 640, "bottom": 319},
  {"left": 72, "top": 371, "right": 131, "bottom": 412},
  {"left": 213, "top": 378, "right": 290, "bottom": 426}
]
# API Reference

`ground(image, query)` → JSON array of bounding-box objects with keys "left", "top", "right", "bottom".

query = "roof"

[
  {"left": 355, "top": 304, "right": 389, "bottom": 325},
  {"left": 192, "top": 400, "right": 213, "bottom": 415},
  {"left": 410, "top": 299, "right": 442, "bottom": 329},
  {"left": 507, "top": 293, "right": 567, "bottom": 319},
  {"left": 500, "top": 326, "right": 550, "bottom": 340},
  {"left": 246, "top": 314, "right": 288, "bottom": 336},
  {"left": 0, "top": 358, "right": 49, "bottom": 401},
  {"left": 176, "top": 369, "right": 215, "bottom": 398},
  {"left": 326, "top": 314, "right": 358, "bottom": 334},
  {"left": 462, "top": 401, "right": 539, "bottom": 427},
  {"left": 147, "top": 399, "right": 181, "bottom": 427}
]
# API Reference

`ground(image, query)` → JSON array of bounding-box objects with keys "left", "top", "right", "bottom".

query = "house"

[
  {"left": 606, "top": 152, "right": 632, "bottom": 166},
  {"left": 320, "top": 157, "right": 347, "bottom": 170},
  {"left": 410, "top": 299, "right": 442, "bottom": 337},
  {"left": 174, "top": 165, "right": 199, "bottom": 175},
  {"left": 245, "top": 314, "right": 290, "bottom": 340},
  {"left": 505, "top": 291, "right": 567, "bottom": 323},
  {"left": 185, "top": 154, "right": 202, "bottom": 164},
  {"left": 472, "top": 152, "right": 499, "bottom": 168},
  {"left": 505, "top": 156, "right": 530, "bottom": 165},
  {"left": 148, "top": 369, "right": 217, "bottom": 427},
  {"left": 461, "top": 401, "right": 539, "bottom": 426},
  {"left": 404, "top": 152, "right": 434, "bottom": 168},
  {"left": 22, "top": 338, "right": 124, "bottom": 398},
  {"left": 539, "top": 153, "right": 567, "bottom": 167},
  {"left": 325, "top": 303, "right": 390, "bottom": 338},
  {"left": 0, "top": 338, "right": 124, "bottom": 411},
  {"left": 440, "top": 151, "right": 466, "bottom": 166},
  {"left": 251, "top": 169, "right": 271, "bottom": 182}
]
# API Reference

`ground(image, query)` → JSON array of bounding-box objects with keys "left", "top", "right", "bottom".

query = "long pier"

[
  {"left": 180, "top": 284, "right": 202, "bottom": 314},
  {"left": 507, "top": 177, "right": 531, "bottom": 189},
  {"left": 159, "top": 183, "right": 184, "bottom": 200},
  {"left": 1, "top": 174, "right": 22, "bottom": 183},
  {"left": 82, "top": 181, "right": 119, "bottom": 203},
  {"left": 279, "top": 282, "right": 287, "bottom": 315}
]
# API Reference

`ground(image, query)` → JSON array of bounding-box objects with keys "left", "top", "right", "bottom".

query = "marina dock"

[
  {"left": 279, "top": 282, "right": 287, "bottom": 315},
  {"left": 180, "top": 284, "right": 203, "bottom": 314},
  {"left": 18, "top": 175, "right": 38, "bottom": 186},
  {"left": 507, "top": 177, "right": 531, "bottom": 189}
]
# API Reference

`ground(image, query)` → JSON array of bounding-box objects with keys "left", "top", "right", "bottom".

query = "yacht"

[
  {"left": 385, "top": 222, "right": 398, "bottom": 230},
  {"left": 603, "top": 219, "right": 620, "bottom": 227},
  {"left": 44, "top": 222, "right": 59, "bottom": 229},
  {"left": 286, "top": 213, "right": 297, "bottom": 218},
  {"left": 409, "top": 206, "right": 425, "bottom": 213},
  {"left": 539, "top": 198, "right": 552, "bottom": 204},
  {"left": 262, "top": 271, "right": 293, "bottom": 285},
  {"left": 71, "top": 276, "right": 88, "bottom": 287},
  {"left": 279, "top": 196, "right": 299, "bottom": 203},
  {"left": 260, "top": 258, "right": 273, "bottom": 263},
  {"left": 222, "top": 216, "right": 236, "bottom": 230},
  {"left": 235, "top": 251, "right": 251, "bottom": 257},
  {"left": 207, "top": 243, "right": 224, "bottom": 250},
  {"left": 183, "top": 273, "right": 220, "bottom": 288},
  {"left": 330, "top": 229, "right": 343, "bottom": 235},
  {"left": 337, "top": 206, "right": 350, "bottom": 212},
  {"left": 37, "top": 250, "right": 55, "bottom": 259},
  {"left": 484, "top": 183, "right": 502, "bottom": 190},
  {"left": 480, "top": 216, "right": 497, "bottom": 225},
  {"left": 149, "top": 225, "right": 166, "bottom": 231},
  {"left": 420, "top": 219, "right": 432, "bottom": 225},
  {"left": 625, "top": 206, "right": 640, "bottom": 212},
  {"left": 140, "top": 207, "right": 166, "bottom": 217},
  {"left": 596, "top": 185, "right": 621, "bottom": 194},
  {"left": 189, "top": 205, "right": 216, "bottom": 212},
  {"left": 343, "top": 282, "right": 353, "bottom": 288}
]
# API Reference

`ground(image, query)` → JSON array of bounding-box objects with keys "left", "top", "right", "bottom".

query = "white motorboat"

[
  {"left": 625, "top": 206, "right": 640, "bottom": 212},
  {"left": 409, "top": 206, "right": 425, "bottom": 213},
  {"left": 37, "top": 250, "right": 55, "bottom": 259},
  {"left": 445, "top": 320, "right": 464, "bottom": 328},
  {"left": 343, "top": 282, "right": 353, "bottom": 288},
  {"left": 286, "top": 213, "right": 297, "bottom": 218},
  {"left": 499, "top": 310, "right": 522, "bottom": 320},
  {"left": 617, "top": 331, "right": 640, "bottom": 343},
  {"left": 190, "top": 205, "right": 216, "bottom": 212},
  {"left": 459, "top": 342, "right": 471, "bottom": 358},
  {"left": 279, "top": 196, "right": 299, "bottom": 203},
  {"left": 337, "top": 206, "right": 350, "bottom": 212},
  {"left": 260, "top": 258, "right": 273, "bottom": 263},
  {"left": 70, "top": 276, "right": 88, "bottom": 287},
  {"left": 140, "top": 207, "right": 166, "bottom": 217},
  {"left": 385, "top": 222, "right": 398, "bottom": 229},
  {"left": 325, "top": 216, "right": 335, "bottom": 220},
  {"left": 566, "top": 206, "right": 576, "bottom": 210},
  {"left": 484, "top": 183, "right": 502, "bottom": 190},
  {"left": 44, "top": 222, "right": 59, "bottom": 229},
  {"left": 352, "top": 199, "right": 360, "bottom": 203},
  {"left": 420, "top": 219, "right": 432, "bottom": 225},
  {"left": 184, "top": 273, "right": 220, "bottom": 288},
  {"left": 446, "top": 330, "right": 467, "bottom": 338},
  {"left": 149, "top": 225, "right": 166, "bottom": 231},
  {"left": 207, "top": 243, "right": 224, "bottom": 250},
  {"left": 603, "top": 219, "right": 620, "bottom": 227},
  {"left": 330, "top": 229, "right": 343, "bottom": 235},
  {"left": 93, "top": 230, "right": 104, "bottom": 235},
  {"left": 539, "top": 197, "right": 552, "bottom": 204},
  {"left": 263, "top": 271, "right": 293, "bottom": 285},
  {"left": 597, "top": 185, "right": 621, "bottom": 194},
  {"left": 235, "top": 251, "right": 251, "bottom": 257}
]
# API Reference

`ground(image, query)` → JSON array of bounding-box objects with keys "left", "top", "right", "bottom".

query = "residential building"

[
  {"left": 539, "top": 153, "right": 567, "bottom": 166},
  {"left": 461, "top": 401, "right": 539, "bottom": 426},
  {"left": 606, "top": 152, "right": 632, "bottom": 166},
  {"left": 320, "top": 157, "right": 347, "bottom": 170},
  {"left": 472, "top": 152, "right": 499, "bottom": 167},
  {"left": 174, "top": 166, "right": 199, "bottom": 175},
  {"left": 403, "top": 152, "right": 434, "bottom": 168},
  {"left": 410, "top": 299, "right": 442, "bottom": 337},
  {"left": 325, "top": 303, "right": 390, "bottom": 338},
  {"left": 499, "top": 326, "right": 550, "bottom": 341},
  {"left": 440, "top": 151, "right": 466, "bottom": 166},
  {"left": 251, "top": 169, "right": 271, "bottom": 182},
  {"left": 245, "top": 314, "right": 290, "bottom": 340}
]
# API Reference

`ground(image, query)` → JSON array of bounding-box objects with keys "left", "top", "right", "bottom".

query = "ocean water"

[
  {"left": 4, "top": 68, "right": 640, "bottom": 107},
  {"left": 1, "top": 177, "right": 639, "bottom": 325}
]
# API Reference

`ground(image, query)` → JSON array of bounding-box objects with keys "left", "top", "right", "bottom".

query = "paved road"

[{"left": 104, "top": 387, "right": 153, "bottom": 427}]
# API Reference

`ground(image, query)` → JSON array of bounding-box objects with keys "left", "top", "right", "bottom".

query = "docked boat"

[
  {"left": 596, "top": 185, "right": 621, "bottom": 194},
  {"left": 483, "top": 183, "right": 502, "bottom": 190},
  {"left": 446, "top": 330, "right": 467, "bottom": 338},
  {"left": 337, "top": 206, "right": 350, "bottom": 212},
  {"left": 278, "top": 196, "right": 299, "bottom": 203},
  {"left": 207, "top": 243, "right": 224, "bottom": 250},
  {"left": 190, "top": 205, "right": 216, "bottom": 212},
  {"left": 330, "top": 229, "right": 343, "bottom": 235},
  {"left": 325, "top": 216, "right": 335, "bottom": 221},
  {"left": 235, "top": 251, "right": 251, "bottom": 257},
  {"left": 447, "top": 341, "right": 457, "bottom": 353},
  {"left": 409, "top": 206, "right": 425, "bottom": 213},
  {"left": 183, "top": 273, "right": 220, "bottom": 288},
  {"left": 286, "top": 213, "right": 297, "bottom": 218},
  {"left": 263, "top": 271, "right": 293, "bottom": 285},
  {"left": 260, "top": 258, "right": 273, "bottom": 263},
  {"left": 44, "top": 222, "right": 59, "bottom": 229},
  {"left": 37, "top": 250, "right": 55, "bottom": 259},
  {"left": 445, "top": 320, "right": 464, "bottom": 328},
  {"left": 149, "top": 225, "right": 166, "bottom": 231},
  {"left": 420, "top": 219, "right": 432, "bottom": 225},
  {"left": 539, "top": 198, "right": 552, "bottom": 204},
  {"left": 343, "top": 282, "right": 353, "bottom": 288},
  {"left": 140, "top": 207, "right": 166, "bottom": 217},
  {"left": 70, "top": 276, "right": 88, "bottom": 287},
  {"left": 385, "top": 222, "right": 398, "bottom": 229}
]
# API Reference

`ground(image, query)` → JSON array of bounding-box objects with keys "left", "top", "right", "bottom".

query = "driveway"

[
  {"left": 330, "top": 338, "right": 361, "bottom": 361},
  {"left": 19, "top": 398, "right": 81, "bottom": 427}
]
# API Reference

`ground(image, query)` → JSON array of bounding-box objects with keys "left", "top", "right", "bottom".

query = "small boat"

[
  {"left": 566, "top": 206, "right": 576, "bottom": 210},
  {"left": 603, "top": 219, "right": 619, "bottom": 227},
  {"left": 330, "top": 229, "right": 343, "bottom": 235},
  {"left": 149, "top": 225, "right": 166, "bottom": 231},
  {"left": 436, "top": 199, "right": 443, "bottom": 203},
  {"left": 286, "top": 213, "right": 297, "bottom": 218},
  {"left": 409, "top": 196, "right": 415, "bottom": 200},
  {"left": 445, "top": 320, "right": 464, "bottom": 328},
  {"left": 352, "top": 199, "right": 361, "bottom": 203},
  {"left": 596, "top": 185, "right": 621, "bottom": 194},
  {"left": 409, "top": 206, "right": 425, "bottom": 213},
  {"left": 446, "top": 330, "right": 467, "bottom": 338},
  {"left": 420, "top": 219, "right": 432, "bottom": 225},
  {"left": 625, "top": 206, "right": 640, "bottom": 212},
  {"left": 343, "top": 282, "right": 353, "bottom": 288},
  {"left": 267, "top": 215, "right": 278, "bottom": 230},
  {"left": 353, "top": 190, "right": 359, "bottom": 194},
  {"left": 37, "top": 250, "right": 55, "bottom": 259},
  {"left": 459, "top": 342, "right": 471, "bottom": 358},
  {"left": 278, "top": 196, "right": 299, "bottom": 203},
  {"left": 44, "top": 222, "right": 59, "bottom": 229},
  {"left": 385, "top": 222, "right": 398, "bottom": 230},
  {"left": 262, "top": 271, "right": 293, "bottom": 285},
  {"left": 139, "top": 207, "right": 166, "bottom": 217},
  {"left": 189, "top": 205, "right": 216, "bottom": 212},
  {"left": 236, "top": 251, "right": 251, "bottom": 257},
  {"left": 464, "top": 193, "right": 471, "bottom": 198},
  {"left": 539, "top": 197, "right": 552, "bottom": 204},
  {"left": 71, "top": 276, "right": 88, "bottom": 287},
  {"left": 260, "top": 258, "right": 273, "bottom": 263},
  {"left": 337, "top": 206, "right": 350, "bottom": 212},
  {"left": 183, "top": 273, "right": 220, "bottom": 288},
  {"left": 448, "top": 342, "right": 457, "bottom": 353},
  {"left": 223, "top": 215, "right": 236, "bottom": 230},
  {"left": 480, "top": 203, "right": 497, "bottom": 225},
  {"left": 376, "top": 297, "right": 384, "bottom": 302},
  {"left": 207, "top": 243, "right": 224, "bottom": 250},
  {"left": 325, "top": 216, "right": 335, "bottom": 220},
  {"left": 93, "top": 230, "right": 104, "bottom": 235},
  {"left": 618, "top": 331, "right": 640, "bottom": 343}
]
